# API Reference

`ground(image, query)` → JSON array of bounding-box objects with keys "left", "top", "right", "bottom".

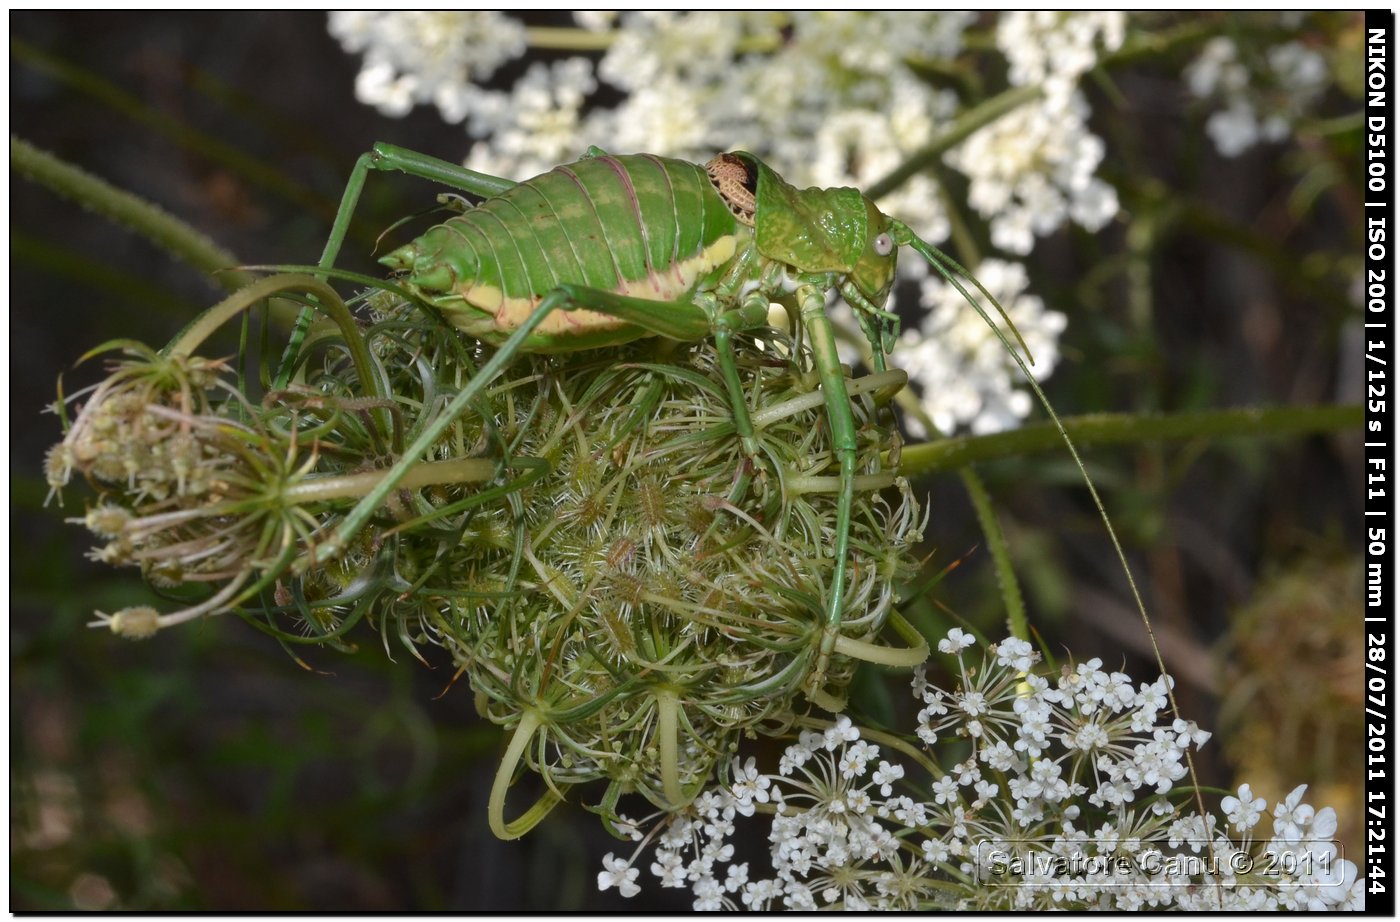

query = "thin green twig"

[
  {"left": 866, "top": 84, "right": 1041, "bottom": 201},
  {"left": 899, "top": 405, "right": 1362, "bottom": 477},
  {"left": 959, "top": 467, "right": 1028, "bottom": 642},
  {"left": 12, "top": 135, "right": 250, "bottom": 292},
  {"left": 11, "top": 39, "right": 336, "bottom": 219}
]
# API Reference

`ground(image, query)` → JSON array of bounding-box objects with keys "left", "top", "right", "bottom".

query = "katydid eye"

[{"left": 873, "top": 233, "right": 894, "bottom": 256}]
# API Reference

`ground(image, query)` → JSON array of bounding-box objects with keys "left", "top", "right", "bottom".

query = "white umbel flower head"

[{"left": 899, "top": 260, "right": 1066, "bottom": 435}]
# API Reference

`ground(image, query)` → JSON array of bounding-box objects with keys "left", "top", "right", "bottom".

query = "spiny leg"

[
  {"left": 796, "top": 285, "right": 860, "bottom": 704},
  {"left": 709, "top": 291, "right": 777, "bottom": 489},
  {"left": 838, "top": 284, "right": 898, "bottom": 375},
  {"left": 275, "top": 143, "right": 521, "bottom": 387}
]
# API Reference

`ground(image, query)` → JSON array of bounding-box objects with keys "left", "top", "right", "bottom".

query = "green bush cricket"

[{"left": 286, "top": 142, "right": 1034, "bottom": 708}]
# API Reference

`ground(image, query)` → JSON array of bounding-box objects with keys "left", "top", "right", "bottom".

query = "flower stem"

[
  {"left": 898, "top": 405, "right": 1363, "bottom": 477},
  {"left": 488, "top": 710, "right": 563, "bottom": 840},
  {"left": 11, "top": 136, "right": 252, "bottom": 292},
  {"left": 523, "top": 26, "right": 617, "bottom": 51},
  {"left": 282, "top": 457, "right": 497, "bottom": 504},
  {"left": 12, "top": 39, "right": 335, "bottom": 219},
  {"left": 831, "top": 613, "right": 930, "bottom": 668},
  {"left": 959, "top": 467, "right": 1028, "bottom": 642},
  {"left": 655, "top": 688, "right": 685, "bottom": 808},
  {"left": 866, "top": 84, "right": 1042, "bottom": 201}
]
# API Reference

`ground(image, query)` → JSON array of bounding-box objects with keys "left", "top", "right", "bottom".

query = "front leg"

[{"left": 796, "top": 285, "right": 860, "bottom": 706}]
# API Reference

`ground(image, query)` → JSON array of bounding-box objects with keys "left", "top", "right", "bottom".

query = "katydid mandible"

[{"left": 286, "top": 142, "right": 1030, "bottom": 704}]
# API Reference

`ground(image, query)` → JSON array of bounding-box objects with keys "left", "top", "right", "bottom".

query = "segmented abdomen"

[{"left": 394, "top": 154, "right": 742, "bottom": 342}]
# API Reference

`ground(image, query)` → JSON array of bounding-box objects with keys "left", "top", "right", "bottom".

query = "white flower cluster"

[
  {"left": 327, "top": 12, "right": 526, "bottom": 119},
  {"left": 1185, "top": 32, "right": 1330, "bottom": 158},
  {"left": 946, "top": 13, "right": 1123, "bottom": 255},
  {"left": 998, "top": 12, "right": 1127, "bottom": 102},
  {"left": 597, "top": 631, "right": 1361, "bottom": 911},
  {"left": 899, "top": 259, "right": 1066, "bottom": 436}
]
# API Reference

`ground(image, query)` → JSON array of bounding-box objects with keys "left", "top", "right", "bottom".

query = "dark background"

[{"left": 11, "top": 11, "right": 1365, "bottom": 911}]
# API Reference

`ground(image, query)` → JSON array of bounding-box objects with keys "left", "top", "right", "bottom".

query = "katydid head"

[{"left": 708, "top": 152, "right": 899, "bottom": 313}]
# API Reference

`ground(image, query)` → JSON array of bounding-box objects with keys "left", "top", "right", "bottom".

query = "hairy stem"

[
  {"left": 282, "top": 457, "right": 497, "bottom": 504},
  {"left": 11, "top": 136, "right": 252, "bottom": 292},
  {"left": 866, "top": 84, "right": 1042, "bottom": 200},
  {"left": 959, "top": 467, "right": 1028, "bottom": 642},
  {"left": 899, "top": 405, "right": 1362, "bottom": 477},
  {"left": 12, "top": 40, "right": 335, "bottom": 219}
]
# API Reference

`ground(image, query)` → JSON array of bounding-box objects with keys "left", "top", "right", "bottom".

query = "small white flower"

[
  {"left": 650, "top": 850, "right": 686, "bottom": 888},
  {"left": 1222, "top": 784, "right": 1266, "bottom": 832},
  {"left": 598, "top": 852, "right": 641, "bottom": 898},
  {"left": 922, "top": 837, "right": 950, "bottom": 863},
  {"left": 611, "top": 814, "right": 644, "bottom": 841},
  {"left": 730, "top": 756, "right": 772, "bottom": 815},
  {"left": 948, "top": 87, "right": 1117, "bottom": 256},
  {"left": 901, "top": 260, "right": 1066, "bottom": 436},
  {"left": 931, "top": 775, "right": 960, "bottom": 805},
  {"left": 692, "top": 875, "right": 724, "bottom": 911},
  {"left": 939, "top": 627, "right": 976, "bottom": 654},
  {"left": 995, "top": 636, "right": 1037, "bottom": 672},
  {"left": 872, "top": 760, "right": 904, "bottom": 796},
  {"left": 825, "top": 715, "right": 861, "bottom": 750},
  {"left": 1185, "top": 24, "right": 1330, "bottom": 158}
]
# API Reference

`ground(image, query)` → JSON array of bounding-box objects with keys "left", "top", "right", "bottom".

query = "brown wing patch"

[{"left": 705, "top": 153, "right": 757, "bottom": 227}]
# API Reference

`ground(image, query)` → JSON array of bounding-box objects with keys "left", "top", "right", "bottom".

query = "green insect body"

[{"left": 378, "top": 151, "right": 900, "bottom": 357}]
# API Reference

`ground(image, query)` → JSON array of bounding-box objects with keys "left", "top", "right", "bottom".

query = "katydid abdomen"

[{"left": 382, "top": 153, "right": 751, "bottom": 352}]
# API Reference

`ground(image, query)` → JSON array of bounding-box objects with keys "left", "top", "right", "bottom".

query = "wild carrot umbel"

[{"left": 48, "top": 285, "right": 927, "bottom": 836}]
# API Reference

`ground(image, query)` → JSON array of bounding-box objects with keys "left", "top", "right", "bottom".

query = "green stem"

[
  {"left": 12, "top": 39, "right": 336, "bottom": 220},
  {"left": 786, "top": 473, "right": 897, "bottom": 495},
  {"left": 523, "top": 25, "right": 617, "bottom": 51},
  {"left": 1097, "top": 18, "right": 1218, "bottom": 69},
  {"left": 11, "top": 136, "right": 251, "bottom": 292},
  {"left": 166, "top": 274, "right": 384, "bottom": 407},
  {"left": 526, "top": 20, "right": 788, "bottom": 55},
  {"left": 831, "top": 612, "right": 930, "bottom": 668},
  {"left": 899, "top": 405, "right": 1363, "bottom": 477},
  {"left": 866, "top": 84, "right": 1042, "bottom": 201},
  {"left": 487, "top": 710, "right": 563, "bottom": 840},
  {"left": 282, "top": 457, "right": 497, "bottom": 504},
  {"left": 959, "top": 468, "right": 1028, "bottom": 642},
  {"left": 655, "top": 687, "right": 685, "bottom": 809}
]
